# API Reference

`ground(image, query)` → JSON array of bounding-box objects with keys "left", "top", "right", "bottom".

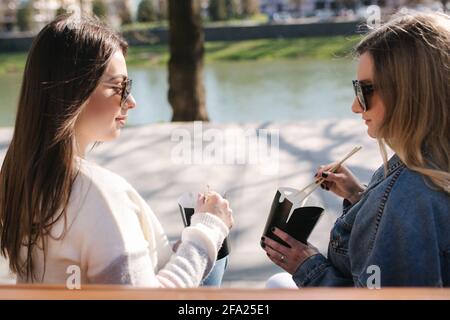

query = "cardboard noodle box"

[
  {"left": 178, "top": 192, "right": 230, "bottom": 259},
  {"left": 262, "top": 187, "right": 324, "bottom": 247}
]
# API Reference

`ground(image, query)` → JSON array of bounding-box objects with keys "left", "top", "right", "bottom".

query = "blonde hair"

[{"left": 356, "top": 12, "right": 450, "bottom": 194}]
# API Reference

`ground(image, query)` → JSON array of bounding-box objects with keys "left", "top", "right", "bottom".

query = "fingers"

[
  {"left": 205, "top": 191, "right": 230, "bottom": 208},
  {"left": 315, "top": 162, "right": 349, "bottom": 178},
  {"left": 172, "top": 240, "right": 182, "bottom": 252},
  {"left": 197, "top": 191, "right": 229, "bottom": 208},
  {"left": 315, "top": 163, "right": 337, "bottom": 177},
  {"left": 320, "top": 171, "right": 347, "bottom": 192},
  {"left": 196, "top": 192, "right": 206, "bottom": 204},
  {"left": 271, "top": 227, "right": 303, "bottom": 249},
  {"left": 205, "top": 191, "right": 222, "bottom": 203},
  {"left": 262, "top": 235, "right": 291, "bottom": 256},
  {"left": 263, "top": 243, "right": 286, "bottom": 266},
  {"left": 321, "top": 171, "right": 346, "bottom": 184},
  {"left": 320, "top": 182, "right": 330, "bottom": 191}
]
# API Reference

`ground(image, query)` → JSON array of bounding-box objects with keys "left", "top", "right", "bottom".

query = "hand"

[
  {"left": 196, "top": 191, "right": 234, "bottom": 230},
  {"left": 172, "top": 240, "right": 182, "bottom": 253},
  {"left": 315, "top": 163, "right": 365, "bottom": 204},
  {"left": 261, "top": 227, "right": 319, "bottom": 275}
]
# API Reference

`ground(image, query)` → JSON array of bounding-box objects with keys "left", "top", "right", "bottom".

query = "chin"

[
  {"left": 111, "top": 129, "right": 121, "bottom": 140},
  {"left": 101, "top": 130, "right": 121, "bottom": 142},
  {"left": 367, "top": 127, "right": 380, "bottom": 139}
]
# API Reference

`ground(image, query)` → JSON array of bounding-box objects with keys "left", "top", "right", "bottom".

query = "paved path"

[{"left": 0, "top": 120, "right": 386, "bottom": 287}]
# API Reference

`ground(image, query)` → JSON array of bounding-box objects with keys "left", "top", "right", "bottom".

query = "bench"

[{"left": 0, "top": 284, "right": 449, "bottom": 300}]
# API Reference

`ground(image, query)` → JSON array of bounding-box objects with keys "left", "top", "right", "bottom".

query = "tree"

[
  {"left": 241, "top": 0, "right": 260, "bottom": 17},
  {"left": 117, "top": 2, "right": 133, "bottom": 25},
  {"left": 226, "top": 0, "right": 239, "bottom": 19},
  {"left": 208, "top": 0, "right": 228, "bottom": 21},
  {"left": 137, "top": 0, "right": 157, "bottom": 22},
  {"left": 168, "top": 0, "right": 209, "bottom": 121},
  {"left": 16, "top": 2, "right": 32, "bottom": 32},
  {"left": 92, "top": 0, "right": 108, "bottom": 20},
  {"left": 156, "top": 0, "right": 169, "bottom": 20}
]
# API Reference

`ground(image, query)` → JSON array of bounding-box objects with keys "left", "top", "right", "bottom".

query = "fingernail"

[
  {"left": 271, "top": 227, "right": 276, "bottom": 232},
  {"left": 320, "top": 184, "right": 325, "bottom": 189},
  {"left": 261, "top": 242, "right": 266, "bottom": 249},
  {"left": 326, "top": 186, "right": 330, "bottom": 191},
  {"left": 261, "top": 236, "right": 265, "bottom": 241},
  {"left": 322, "top": 172, "right": 328, "bottom": 178}
]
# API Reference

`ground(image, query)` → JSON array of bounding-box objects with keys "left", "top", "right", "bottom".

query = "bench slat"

[{"left": 0, "top": 284, "right": 449, "bottom": 300}]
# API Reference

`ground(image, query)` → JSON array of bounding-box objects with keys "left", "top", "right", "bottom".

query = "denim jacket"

[{"left": 293, "top": 154, "right": 450, "bottom": 287}]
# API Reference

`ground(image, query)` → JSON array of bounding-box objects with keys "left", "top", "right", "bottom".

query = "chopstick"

[{"left": 294, "top": 146, "right": 363, "bottom": 202}]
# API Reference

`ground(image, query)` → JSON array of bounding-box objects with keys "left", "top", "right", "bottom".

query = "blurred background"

[{"left": 0, "top": 0, "right": 447, "bottom": 127}]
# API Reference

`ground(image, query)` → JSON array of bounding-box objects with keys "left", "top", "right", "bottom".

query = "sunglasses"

[
  {"left": 352, "top": 80, "right": 374, "bottom": 112},
  {"left": 120, "top": 78, "right": 132, "bottom": 108},
  {"left": 103, "top": 78, "right": 133, "bottom": 109}
]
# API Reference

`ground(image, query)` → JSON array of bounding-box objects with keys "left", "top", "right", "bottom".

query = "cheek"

[
  {"left": 79, "top": 92, "right": 120, "bottom": 140},
  {"left": 86, "top": 92, "right": 117, "bottom": 120},
  {"left": 371, "top": 95, "right": 386, "bottom": 126},
  {"left": 367, "top": 94, "right": 386, "bottom": 137}
]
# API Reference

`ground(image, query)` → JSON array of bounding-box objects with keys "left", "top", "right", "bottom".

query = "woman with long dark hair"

[{"left": 0, "top": 14, "right": 233, "bottom": 286}]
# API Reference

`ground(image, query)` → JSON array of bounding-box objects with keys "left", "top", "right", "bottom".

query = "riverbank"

[{"left": 0, "top": 35, "right": 360, "bottom": 75}]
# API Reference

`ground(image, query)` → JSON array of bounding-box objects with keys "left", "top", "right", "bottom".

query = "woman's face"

[
  {"left": 75, "top": 50, "right": 136, "bottom": 148},
  {"left": 352, "top": 52, "right": 385, "bottom": 138}
]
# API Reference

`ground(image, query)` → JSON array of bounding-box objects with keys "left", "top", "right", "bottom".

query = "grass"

[
  {"left": 0, "top": 35, "right": 361, "bottom": 75},
  {"left": 126, "top": 35, "right": 360, "bottom": 66},
  {"left": 0, "top": 52, "right": 28, "bottom": 74}
]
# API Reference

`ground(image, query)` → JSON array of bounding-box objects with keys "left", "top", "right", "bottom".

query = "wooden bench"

[{"left": 0, "top": 284, "right": 449, "bottom": 300}]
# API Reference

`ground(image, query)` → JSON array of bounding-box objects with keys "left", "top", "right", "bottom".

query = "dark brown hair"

[{"left": 0, "top": 14, "right": 128, "bottom": 281}]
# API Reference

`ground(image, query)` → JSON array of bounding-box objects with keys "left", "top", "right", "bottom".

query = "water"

[{"left": 0, "top": 58, "right": 358, "bottom": 127}]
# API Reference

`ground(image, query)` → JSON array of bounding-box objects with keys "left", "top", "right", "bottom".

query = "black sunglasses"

[
  {"left": 120, "top": 78, "right": 132, "bottom": 108},
  {"left": 352, "top": 80, "right": 374, "bottom": 112}
]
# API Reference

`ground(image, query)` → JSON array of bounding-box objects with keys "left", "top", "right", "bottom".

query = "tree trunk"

[{"left": 168, "top": 0, "right": 209, "bottom": 121}]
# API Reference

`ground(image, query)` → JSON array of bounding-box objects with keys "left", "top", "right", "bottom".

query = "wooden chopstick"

[
  {"left": 295, "top": 146, "right": 363, "bottom": 201},
  {"left": 314, "top": 146, "right": 362, "bottom": 186}
]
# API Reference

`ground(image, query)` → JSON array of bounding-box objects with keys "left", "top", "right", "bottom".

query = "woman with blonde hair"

[
  {"left": 0, "top": 14, "right": 233, "bottom": 286},
  {"left": 262, "top": 12, "right": 450, "bottom": 287}
]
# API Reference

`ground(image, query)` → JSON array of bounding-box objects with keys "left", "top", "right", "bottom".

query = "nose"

[
  {"left": 124, "top": 94, "right": 136, "bottom": 110},
  {"left": 351, "top": 97, "right": 363, "bottom": 114}
]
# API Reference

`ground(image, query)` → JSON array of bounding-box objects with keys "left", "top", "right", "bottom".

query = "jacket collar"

[{"left": 366, "top": 153, "right": 405, "bottom": 191}]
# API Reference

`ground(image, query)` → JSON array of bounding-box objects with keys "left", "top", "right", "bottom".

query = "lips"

[
  {"left": 115, "top": 115, "right": 127, "bottom": 121},
  {"left": 115, "top": 115, "right": 127, "bottom": 126}
]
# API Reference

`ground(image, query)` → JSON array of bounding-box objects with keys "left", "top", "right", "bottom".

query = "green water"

[{"left": 0, "top": 58, "right": 359, "bottom": 127}]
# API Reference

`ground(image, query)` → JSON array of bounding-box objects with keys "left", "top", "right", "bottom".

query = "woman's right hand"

[
  {"left": 196, "top": 191, "right": 234, "bottom": 230},
  {"left": 315, "top": 163, "right": 365, "bottom": 204}
]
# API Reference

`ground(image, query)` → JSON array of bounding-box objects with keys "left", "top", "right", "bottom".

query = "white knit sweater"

[{"left": 16, "top": 157, "right": 229, "bottom": 287}]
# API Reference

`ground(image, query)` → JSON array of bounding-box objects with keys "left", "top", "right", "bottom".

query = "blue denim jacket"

[{"left": 293, "top": 154, "right": 450, "bottom": 287}]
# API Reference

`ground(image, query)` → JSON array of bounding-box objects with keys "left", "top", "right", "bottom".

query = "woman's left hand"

[{"left": 261, "top": 227, "right": 319, "bottom": 274}]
